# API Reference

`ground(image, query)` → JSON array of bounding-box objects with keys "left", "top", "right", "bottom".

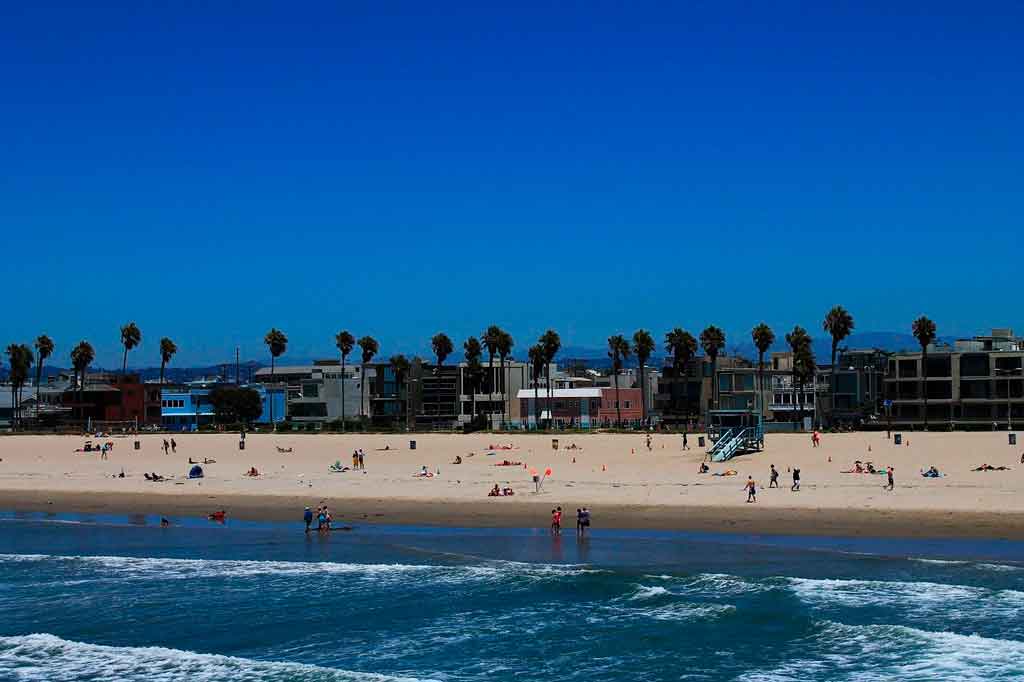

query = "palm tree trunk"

[
  {"left": 35, "top": 359, "right": 43, "bottom": 420},
  {"left": 922, "top": 349, "right": 929, "bottom": 430},
  {"left": 830, "top": 344, "right": 837, "bottom": 427},
  {"left": 545, "top": 363, "right": 551, "bottom": 429},
  {"left": 488, "top": 353, "right": 494, "bottom": 429},
  {"left": 533, "top": 377, "right": 539, "bottom": 429},
  {"left": 614, "top": 372, "right": 621, "bottom": 427},
  {"left": 160, "top": 360, "right": 166, "bottom": 386},
  {"left": 499, "top": 356, "right": 505, "bottom": 430},
  {"left": 122, "top": 346, "right": 128, "bottom": 375},
  {"left": 340, "top": 354, "right": 346, "bottom": 432},
  {"left": 640, "top": 362, "right": 646, "bottom": 423},
  {"left": 269, "top": 355, "right": 275, "bottom": 423}
]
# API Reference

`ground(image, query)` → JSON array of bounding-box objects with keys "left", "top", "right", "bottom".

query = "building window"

[{"left": 624, "top": 401, "right": 631, "bottom": 409}]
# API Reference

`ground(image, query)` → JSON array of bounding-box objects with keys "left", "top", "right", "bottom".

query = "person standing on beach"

[
  {"left": 886, "top": 466, "right": 895, "bottom": 491},
  {"left": 304, "top": 506, "right": 314, "bottom": 532},
  {"left": 791, "top": 467, "right": 801, "bottom": 491},
  {"left": 551, "top": 507, "right": 562, "bottom": 535},
  {"left": 576, "top": 508, "right": 583, "bottom": 535},
  {"left": 170, "top": 438, "right": 177, "bottom": 453},
  {"left": 357, "top": 449, "right": 365, "bottom": 470},
  {"left": 646, "top": 434, "right": 652, "bottom": 451},
  {"left": 769, "top": 465, "right": 779, "bottom": 488},
  {"left": 162, "top": 439, "right": 169, "bottom": 455},
  {"left": 745, "top": 476, "right": 757, "bottom": 503},
  {"left": 682, "top": 432, "right": 689, "bottom": 450},
  {"left": 580, "top": 507, "right": 591, "bottom": 535}
]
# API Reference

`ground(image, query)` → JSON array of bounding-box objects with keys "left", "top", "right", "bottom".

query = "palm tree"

[
  {"left": 496, "top": 330, "right": 514, "bottom": 429},
  {"left": 159, "top": 337, "right": 177, "bottom": 385},
  {"left": 785, "top": 326, "right": 812, "bottom": 424},
  {"left": 632, "top": 329, "right": 655, "bottom": 422},
  {"left": 664, "top": 327, "right": 698, "bottom": 419},
  {"left": 751, "top": 323, "right": 775, "bottom": 415},
  {"left": 528, "top": 344, "right": 545, "bottom": 428},
  {"left": 335, "top": 330, "right": 355, "bottom": 431},
  {"left": 119, "top": 322, "right": 141, "bottom": 375},
  {"left": 794, "top": 341, "right": 817, "bottom": 426},
  {"left": 33, "top": 335, "right": 54, "bottom": 418},
  {"left": 540, "top": 330, "right": 561, "bottom": 428},
  {"left": 463, "top": 336, "right": 483, "bottom": 420},
  {"left": 823, "top": 305, "right": 855, "bottom": 425},
  {"left": 607, "top": 335, "right": 631, "bottom": 427},
  {"left": 482, "top": 325, "right": 502, "bottom": 424},
  {"left": 912, "top": 315, "right": 937, "bottom": 429},
  {"left": 5, "top": 345, "right": 33, "bottom": 427},
  {"left": 700, "top": 325, "right": 726, "bottom": 409},
  {"left": 70, "top": 341, "right": 95, "bottom": 420},
  {"left": 357, "top": 336, "right": 379, "bottom": 422},
  {"left": 431, "top": 333, "right": 454, "bottom": 370},
  {"left": 389, "top": 354, "right": 411, "bottom": 428},
  {"left": 263, "top": 328, "right": 288, "bottom": 423}
]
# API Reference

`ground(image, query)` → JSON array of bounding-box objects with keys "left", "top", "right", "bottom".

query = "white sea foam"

[
  {"left": 0, "top": 553, "right": 598, "bottom": 586},
  {"left": 739, "top": 620, "right": 1024, "bottom": 681},
  {"left": 786, "top": 576, "right": 1024, "bottom": 615},
  {"left": 0, "top": 633, "right": 438, "bottom": 682},
  {"left": 976, "top": 562, "right": 1024, "bottom": 572},
  {"left": 629, "top": 584, "right": 671, "bottom": 600}
]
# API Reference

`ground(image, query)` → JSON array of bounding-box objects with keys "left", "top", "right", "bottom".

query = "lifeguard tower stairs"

[{"left": 706, "top": 409, "right": 765, "bottom": 462}]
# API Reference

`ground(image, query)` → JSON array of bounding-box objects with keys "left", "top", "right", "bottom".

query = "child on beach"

[{"left": 551, "top": 507, "right": 562, "bottom": 535}]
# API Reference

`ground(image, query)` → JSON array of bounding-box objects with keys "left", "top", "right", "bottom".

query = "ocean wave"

[
  {"left": 740, "top": 620, "right": 1024, "bottom": 681},
  {"left": 0, "top": 553, "right": 599, "bottom": 587},
  {"left": 0, "top": 633, "right": 437, "bottom": 682},
  {"left": 786, "top": 576, "right": 1024, "bottom": 613},
  {"left": 628, "top": 585, "right": 671, "bottom": 600}
]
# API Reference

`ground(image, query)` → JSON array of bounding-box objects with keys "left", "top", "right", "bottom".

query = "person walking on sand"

[
  {"left": 682, "top": 431, "right": 689, "bottom": 450},
  {"left": 646, "top": 434, "right": 652, "bottom": 451},
  {"left": 170, "top": 438, "right": 177, "bottom": 453},
  {"left": 304, "top": 506, "right": 314, "bottom": 532},
  {"left": 791, "top": 467, "right": 801, "bottom": 491},
  {"left": 886, "top": 466, "right": 895, "bottom": 491},
  {"left": 579, "top": 507, "right": 591, "bottom": 535},
  {"left": 162, "top": 439, "right": 169, "bottom": 455},
  {"left": 745, "top": 476, "right": 757, "bottom": 503},
  {"left": 769, "top": 464, "right": 779, "bottom": 488}
]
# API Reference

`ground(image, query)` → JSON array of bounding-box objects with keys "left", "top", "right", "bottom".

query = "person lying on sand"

[
  {"left": 276, "top": 447, "right": 293, "bottom": 453},
  {"left": 414, "top": 466, "right": 435, "bottom": 478},
  {"left": 203, "top": 458, "right": 216, "bottom": 464},
  {"left": 329, "top": 460, "right": 349, "bottom": 472},
  {"left": 452, "top": 456, "right": 462, "bottom": 464},
  {"left": 973, "top": 464, "right": 1011, "bottom": 471},
  {"left": 921, "top": 466, "right": 942, "bottom": 478},
  {"left": 712, "top": 469, "right": 738, "bottom": 477},
  {"left": 487, "top": 484, "right": 514, "bottom": 497},
  {"left": 144, "top": 472, "right": 167, "bottom": 482},
  {"left": 494, "top": 460, "right": 522, "bottom": 467}
]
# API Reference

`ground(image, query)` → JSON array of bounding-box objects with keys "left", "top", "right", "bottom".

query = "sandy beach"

[{"left": 1, "top": 431, "right": 1023, "bottom": 539}]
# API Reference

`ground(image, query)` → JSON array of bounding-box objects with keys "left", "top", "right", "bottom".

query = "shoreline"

[{"left": 4, "top": 489, "right": 1024, "bottom": 540}]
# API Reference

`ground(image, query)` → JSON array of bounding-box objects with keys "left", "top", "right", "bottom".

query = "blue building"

[{"left": 161, "top": 381, "right": 286, "bottom": 431}]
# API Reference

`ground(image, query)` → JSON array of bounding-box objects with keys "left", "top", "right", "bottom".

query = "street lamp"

[{"left": 995, "top": 367, "right": 1021, "bottom": 431}]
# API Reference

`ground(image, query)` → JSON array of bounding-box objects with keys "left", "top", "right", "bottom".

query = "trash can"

[
  {"left": 698, "top": 436, "right": 706, "bottom": 448},
  {"left": 239, "top": 440, "right": 245, "bottom": 451},
  {"left": 552, "top": 438, "right": 559, "bottom": 450},
  {"left": 1010, "top": 433, "right": 1017, "bottom": 446},
  {"left": 410, "top": 440, "right": 417, "bottom": 450},
  {"left": 134, "top": 440, "right": 140, "bottom": 450},
  {"left": 894, "top": 433, "right": 902, "bottom": 446}
]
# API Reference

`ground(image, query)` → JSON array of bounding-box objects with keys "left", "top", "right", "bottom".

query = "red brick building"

[
  {"left": 516, "top": 386, "right": 644, "bottom": 428},
  {"left": 60, "top": 374, "right": 162, "bottom": 426}
]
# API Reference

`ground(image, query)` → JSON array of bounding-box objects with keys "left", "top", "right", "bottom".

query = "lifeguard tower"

[{"left": 705, "top": 409, "right": 764, "bottom": 461}]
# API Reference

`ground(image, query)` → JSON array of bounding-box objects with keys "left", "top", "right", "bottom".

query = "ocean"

[{"left": 1, "top": 512, "right": 1023, "bottom": 681}]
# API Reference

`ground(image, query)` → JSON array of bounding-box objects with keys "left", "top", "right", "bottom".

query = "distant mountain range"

[{"left": 0, "top": 332, "right": 959, "bottom": 381}]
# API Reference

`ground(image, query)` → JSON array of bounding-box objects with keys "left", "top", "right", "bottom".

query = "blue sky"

[{"left": 3, "top": 2, "right": 1022, "bottom": 367}]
